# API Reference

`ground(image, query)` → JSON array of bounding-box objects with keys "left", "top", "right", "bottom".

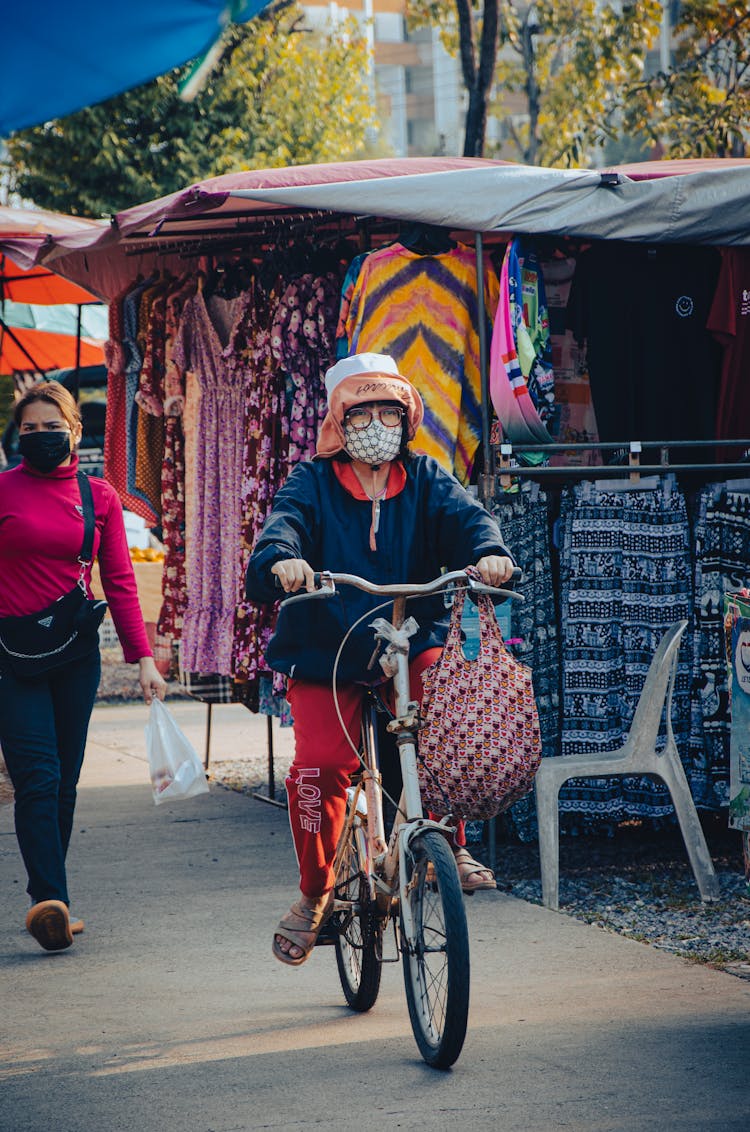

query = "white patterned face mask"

[{"left": 343, "top": 418, "right": 403, "bottom": 466}]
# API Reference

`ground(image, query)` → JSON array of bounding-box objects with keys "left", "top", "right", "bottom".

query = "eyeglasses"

[{"left": 344, "top": 405, "right": 405, "bottom": 431}]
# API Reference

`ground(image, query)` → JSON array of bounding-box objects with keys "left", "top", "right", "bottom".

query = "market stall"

[{"left": 4, "top": 156, "right": 748, "bottom": 846}]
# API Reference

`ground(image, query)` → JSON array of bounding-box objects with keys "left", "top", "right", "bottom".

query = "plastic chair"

[{"left": 534, "top": 620, "right": 720, "bottom": 910}]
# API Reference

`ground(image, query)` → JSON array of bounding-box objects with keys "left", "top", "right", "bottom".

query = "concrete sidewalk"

[{"left": 1, "top": 702, "right": 749, "bottom": 1132}]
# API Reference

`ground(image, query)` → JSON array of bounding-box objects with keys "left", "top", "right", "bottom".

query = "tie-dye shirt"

[{"left": 344, "top": 243, "right": 499, "bottom": 483}]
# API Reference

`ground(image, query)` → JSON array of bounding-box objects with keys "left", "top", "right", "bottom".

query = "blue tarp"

[{"left": 1, "top": 1, "right": 268, "bottom": 136}]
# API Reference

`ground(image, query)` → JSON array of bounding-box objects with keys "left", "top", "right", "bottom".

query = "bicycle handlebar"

[{"left": 276, "top": 567, "right": 524, "bottom": 606}]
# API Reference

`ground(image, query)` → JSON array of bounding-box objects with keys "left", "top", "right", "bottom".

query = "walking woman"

[
  {"left": 246, "top": 353, "right": 515, "bottom": 965},
  {"left": 0, "top": 381, "right": 166, "bottom": 952}
]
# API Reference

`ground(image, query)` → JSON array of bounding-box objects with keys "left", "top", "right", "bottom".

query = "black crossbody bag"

[{"left": 0, "top": 472, "right": 109, "bottom": 679}]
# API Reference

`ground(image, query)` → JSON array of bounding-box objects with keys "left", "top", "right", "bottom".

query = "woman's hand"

[
  {"left": 271, "top": 558, "right": 316, "bottom": 594},
  {"left": 139, "top": 656, "right": 168, "bottom": 705},
  {"left": 474, "top": 554, "right": 515, "bottom": 588}
]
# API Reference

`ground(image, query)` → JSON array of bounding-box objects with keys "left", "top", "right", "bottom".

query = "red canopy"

[
  {"left": 0, "top": 325, "right": 105, "bottom": 375},
  {"left": 0, "top": 208, "right": 106, "bottom": 374},
  {"left": 0, "top": 207, "right": 103, "bottom": 304},
  {"left": 0, "top": 257, "right": 99, "bottom": 305}
]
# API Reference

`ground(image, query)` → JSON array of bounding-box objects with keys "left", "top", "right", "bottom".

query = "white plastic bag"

[{"left": 145, "top": 699, "right": 209, "bottom": 805}]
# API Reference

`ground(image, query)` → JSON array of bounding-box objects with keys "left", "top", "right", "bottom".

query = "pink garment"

[
  {"left": 0, "top": 457, "right": 151, "bottom": 662},
  {"left": 489, "top": 249, "right": 553, "bottom": 446}
]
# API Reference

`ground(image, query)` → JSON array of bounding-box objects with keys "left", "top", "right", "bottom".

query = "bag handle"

[
  {"left": 442, "top": 570, "right": 470, "bottom": 654},
  {"left": 76, "top": 471, "right": 96, "bottom": 589},
  {"left": 444, "top": 567, "right": 513, "bottom": 657},
  {"left": 464, "top": 564, "right": 511, "bottom": 654}
]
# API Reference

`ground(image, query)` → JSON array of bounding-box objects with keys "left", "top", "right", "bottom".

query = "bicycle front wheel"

[
  {"left": 400, "top": 830, "right": 470, "bottom": 1069},
  {"left": 333, "top": 822, "right": 383, "bottom": 1012}
]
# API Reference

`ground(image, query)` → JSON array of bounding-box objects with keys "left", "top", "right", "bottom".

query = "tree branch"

[
  {"left": 455, "top": 0, "right": 478, "bottom": 89},
  {"left": 477, "top": 0, "right": 500, "bottom": 95}
]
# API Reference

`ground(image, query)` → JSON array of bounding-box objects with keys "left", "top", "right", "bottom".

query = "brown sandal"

[
  {"left": 272, "top": 893, "right": 334, "bottom": 967},
  {"left": 454, "top": 849, "right": 497, "bottom": 894}
]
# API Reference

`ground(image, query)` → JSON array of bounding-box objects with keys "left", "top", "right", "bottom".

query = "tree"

[
  {"left": 623, "top": 1, "right": 750, "bottom": 158},
  {"left": 409, "top": 0, "right": 662, "bottom": 165},
  {"left": 3, "top": 2, "right": 377, "bottom": 218},
  {"left": 494, "top": 1, "right": 663, "bottom": 167},
  {"left": 457, "top": 0, "right": 500, "bottom": 156},
  {"left": 407, "top": 0, "right": 500, "bottom": 157}
]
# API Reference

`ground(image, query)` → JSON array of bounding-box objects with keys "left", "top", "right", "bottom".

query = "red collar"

[{"left": 332, "top": 459, "right": 407, "bottom": 500}]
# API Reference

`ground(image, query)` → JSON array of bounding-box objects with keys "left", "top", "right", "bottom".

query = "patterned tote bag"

[{"left": 418, "top": 572, "right": 542, "bottom": 820}]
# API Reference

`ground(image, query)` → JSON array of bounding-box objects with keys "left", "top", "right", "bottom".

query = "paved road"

[{"left": 1, "top": 704, "right": 749, "bottom": 1132}]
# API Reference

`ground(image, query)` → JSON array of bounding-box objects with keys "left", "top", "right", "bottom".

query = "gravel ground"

[
  {"left": 490, "top": 815, "right": 750, "bottom": 979},
  {"left": 2, "top": 650, "right": 748, "bottom": 977},
  {"left": 96, "top": 647, "right": 191, "bottom": 704}
]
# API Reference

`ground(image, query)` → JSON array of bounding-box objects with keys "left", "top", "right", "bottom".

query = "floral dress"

[
  {"left": 170, "top": 284, "right": 256, "bottom": 675},
  {"left": 271, "top": 272, "right": 339, "bottom": 464},
  {"left": 232, "top": 283, "right": 290, "bottom": 697}
]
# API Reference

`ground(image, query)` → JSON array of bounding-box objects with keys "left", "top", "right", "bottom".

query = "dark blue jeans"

[{"left": 0, "top": 648, "right": 100, "bottom": 905}]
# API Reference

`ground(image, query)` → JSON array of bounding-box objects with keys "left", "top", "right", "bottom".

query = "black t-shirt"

[{"left": 566, "top": 241, "right": 722, "bottom": 450}]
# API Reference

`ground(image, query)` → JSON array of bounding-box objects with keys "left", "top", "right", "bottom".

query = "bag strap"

[
  {"left": 464, "top": 564, "right": 511, "bottom": 652},
  {"left": 477, "top": 592, "right": 508, "bottom": 649},
  {"left": 76, "top": 471, "right": 96, "bottom": 567},
  {"left": 444, "top": 567, "right": 513, "bottom": 655},
  {"left": 442, "top": 573, "right": 469, "bottom": 652}
]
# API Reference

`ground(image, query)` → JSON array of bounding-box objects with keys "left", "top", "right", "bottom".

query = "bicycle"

[{"left": 282, "top": 567, "right": 522, "bottom": 1069}]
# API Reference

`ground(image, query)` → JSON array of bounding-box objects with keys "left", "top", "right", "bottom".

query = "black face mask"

[{"left": 18, "top": 431, "right": 72, "bottom": 473}]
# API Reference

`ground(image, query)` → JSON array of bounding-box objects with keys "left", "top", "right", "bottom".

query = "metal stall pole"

[
  {"left": 253, "top": 715, "right": 287, "bottom": 809},
  {"left": 475, "top": 231, "right": 493, "bottom": 505},
  {"left": 474, "top": 230, "right": 497, "bottom": 873},
  {"left": 203, "top": 703, "right": 213, "bottom": 771},
  {"left": 70, "top": 304, "right": 83, "bottom": 403}
]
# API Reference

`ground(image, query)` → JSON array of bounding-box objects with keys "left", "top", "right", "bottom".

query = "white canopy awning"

[{"left": 230, "top": 163, "right": 750, "bottom": 246}]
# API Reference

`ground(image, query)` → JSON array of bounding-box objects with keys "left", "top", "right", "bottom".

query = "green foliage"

[
  {"left": 490, "top": 0, "right": 663, "bottom": 166},
  {"left": 408, "top": 0, "right": 662, "bottom": 165},
  {"left": 3, "top": 3, "right": 378, "bottom": 218},
  {"left": 408, "top": 0, "right": 749, "bottom": 164},
  {"left": 622, "top": 1, "right": 750, "bottom": 158}
]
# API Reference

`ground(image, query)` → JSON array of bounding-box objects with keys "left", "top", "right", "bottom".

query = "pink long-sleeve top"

[{"left": 0, "top": 456, "right": 152, "bottom": 663}]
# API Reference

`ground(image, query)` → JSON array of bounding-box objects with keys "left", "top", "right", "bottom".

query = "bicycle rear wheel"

[
  {"left": 333, "top": 822, "right": 383, "bottom": 1012},
  {"left": 400, "top": 830, "right": 470, "bottom": 1069}
]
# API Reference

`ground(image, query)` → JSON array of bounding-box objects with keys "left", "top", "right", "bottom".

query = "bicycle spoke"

[{"left": 334, "top": 819, "right": 383, "bottom": 1012}]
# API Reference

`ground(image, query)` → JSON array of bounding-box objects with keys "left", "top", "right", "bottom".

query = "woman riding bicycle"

[{"left": 245, "top": 352, "right": 515, "bottom": 966}]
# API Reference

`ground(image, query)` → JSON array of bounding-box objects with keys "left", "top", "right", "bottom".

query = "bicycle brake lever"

[
  {"left": 276, "top": 577, "right": 337, "bottom": 606},
  {"left": 467, "top": 577, "right": 525, "bottom": 602}
]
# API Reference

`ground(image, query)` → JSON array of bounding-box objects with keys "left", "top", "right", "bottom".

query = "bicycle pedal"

[{"left": 315, "top": 921, "right": 338, "bottom": 946}]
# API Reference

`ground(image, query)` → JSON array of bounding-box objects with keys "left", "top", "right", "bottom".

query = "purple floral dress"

[{"left": 171, "top": 284, "right": 256, "bottom": 675}]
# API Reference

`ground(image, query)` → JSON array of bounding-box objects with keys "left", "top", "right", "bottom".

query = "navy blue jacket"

[{"left": 245, "top": 455, "right": 512, "bottom": 683}]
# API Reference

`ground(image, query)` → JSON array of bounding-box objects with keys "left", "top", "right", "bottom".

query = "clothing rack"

[
  {"left": 120, "top": 209, "right": 410, "bottom": 254},
  {"left": 253, "top": 716, "right": 287, "bottom": 810},
  {"left": 493, "top": 438, "right": 750, "bottom": 484},
  {"left": 201, "top": 704, "right": 287, "bottom": 809}
]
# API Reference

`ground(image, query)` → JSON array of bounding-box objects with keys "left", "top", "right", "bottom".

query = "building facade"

[{"left": 301, "top": 1, "right": 467, "bottom": 157}]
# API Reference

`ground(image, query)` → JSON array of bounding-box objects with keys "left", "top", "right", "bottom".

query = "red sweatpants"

[{"left": 286, "top": 648, "right": 465, "bottom": 898}]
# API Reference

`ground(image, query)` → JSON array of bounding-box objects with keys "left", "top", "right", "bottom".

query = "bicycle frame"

[
  {"left": 294, "top": 566, "right": 523, "bottom": 1067},
  {"left": 332, "top": 588, "right": 463, "bottom": 938},
  {"left": 287, "top": 567, "right": 522, "bottom": 931}
]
